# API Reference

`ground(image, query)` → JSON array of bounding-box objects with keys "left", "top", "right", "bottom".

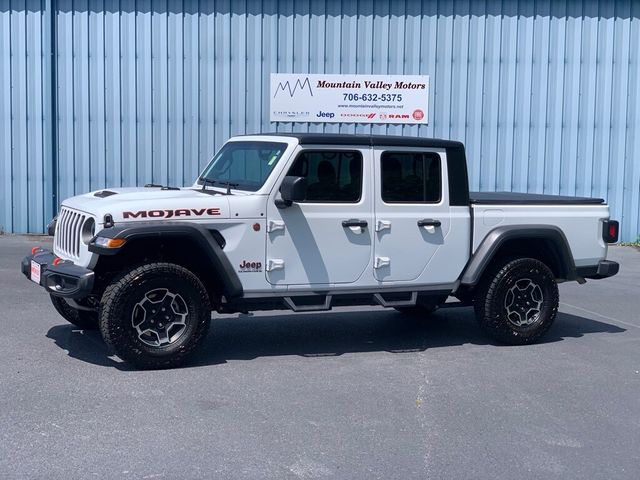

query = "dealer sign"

[{"left": 270, "top": 74, "right": 429, "bottom": 124}]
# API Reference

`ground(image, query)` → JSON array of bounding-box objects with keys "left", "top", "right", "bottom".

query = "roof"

[{"left": 243, "top": 133, "right": 464, "bottom": 150}]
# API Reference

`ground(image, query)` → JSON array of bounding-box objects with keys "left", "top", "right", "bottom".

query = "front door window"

[{"left": 287, "top": 150, "right": 363, "bottom": 203}]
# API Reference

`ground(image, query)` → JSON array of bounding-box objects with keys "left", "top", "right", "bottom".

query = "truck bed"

[
  {"left": 469, "top": 192, "right": 610, "bottom": 267},
  {"left": 470, "top": 192, "right": 605, "bottom": 205}
]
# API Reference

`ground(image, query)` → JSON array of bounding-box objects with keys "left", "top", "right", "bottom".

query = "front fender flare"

[{"left": 89, "top": 222, "right": 243, "bottom": 298}]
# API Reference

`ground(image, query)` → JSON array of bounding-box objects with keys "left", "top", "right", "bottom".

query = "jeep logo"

[
  {"left": 239, "top": 260, "right": 262, "bottom": 272},
  {"left": 316, "top": 111, "right": 335, "bottom": 119},
  {"left": 123, "top": 208, "right": 221, "bottom": 219}
]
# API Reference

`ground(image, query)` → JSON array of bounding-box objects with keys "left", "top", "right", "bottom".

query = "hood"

[{"left": 61, "top": 187, "right": 232, "bottom": 225}]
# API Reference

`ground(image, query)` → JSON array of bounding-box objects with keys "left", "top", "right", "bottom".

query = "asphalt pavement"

[{"left": 0, "top": 235, "right": 638, "bottom": 479}]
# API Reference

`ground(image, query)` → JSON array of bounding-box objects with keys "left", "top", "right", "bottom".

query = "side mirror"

[{"left": 276, "top": 176, "right": 307, "bottom": 208}]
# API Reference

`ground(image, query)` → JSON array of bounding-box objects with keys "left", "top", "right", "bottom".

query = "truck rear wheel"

[
  {"left": 474, "top": 258, "right": 558, "bottom": 344},
  {"left": 50, "top": 294, "right": 99, "bottom": 330},
  {"left": 99, "top": 263, "right": 211, "bottom": 369}
]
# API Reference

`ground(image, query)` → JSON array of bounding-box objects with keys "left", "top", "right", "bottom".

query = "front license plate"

[{"left": 30, "top": 260, "right": 41, "bottom": 284}]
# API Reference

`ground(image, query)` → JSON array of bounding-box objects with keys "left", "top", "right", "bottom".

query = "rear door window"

[{"left": 380, "top": 152, "right": 441, "bottom": 203}]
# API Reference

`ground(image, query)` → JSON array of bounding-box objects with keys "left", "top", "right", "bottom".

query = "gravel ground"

[{"left": 0, "top": 235, "right": 638, "bottom": 479}]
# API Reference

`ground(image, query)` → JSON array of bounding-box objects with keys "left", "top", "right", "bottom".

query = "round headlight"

[{"left": 81, "top": 218, "right": 96, "bottom": 245}]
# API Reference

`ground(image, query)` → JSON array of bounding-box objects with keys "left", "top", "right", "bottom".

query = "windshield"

[{"left": 198, "top": 141, "right": 288, "bottom": 192}]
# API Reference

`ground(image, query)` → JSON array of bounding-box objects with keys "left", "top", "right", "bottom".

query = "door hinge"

[
  {"left": 375, "top": 220, "right": 391, "bottom": 232},
  {"left": 267, "top": 220, "right": 285, "bottom": 233},
  {"left": 266, "top": 259, "right": 285, "bottom": 272},
  {"left": 374, "top": 256, "right": 391, "bottom": 269}
]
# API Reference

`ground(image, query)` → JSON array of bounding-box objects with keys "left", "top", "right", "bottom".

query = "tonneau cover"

[{"left": 470, "top": 191, "right": 605, "bottom": 205}]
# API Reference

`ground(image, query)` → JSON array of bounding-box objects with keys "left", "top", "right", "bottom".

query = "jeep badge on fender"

[{"left": 239, "top": 260, "right": 262, "bottom": 272}]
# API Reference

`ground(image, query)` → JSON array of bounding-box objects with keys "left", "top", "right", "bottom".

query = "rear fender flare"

[{"left": 459, "top": 225, "right": 576, "bottom": 286}]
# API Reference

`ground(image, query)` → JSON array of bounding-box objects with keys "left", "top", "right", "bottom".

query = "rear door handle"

[
  {"left": 417, "top": 219, "right": 441, "bottom": 228},
  {"left": 342, "top": 219, "right": 368, "bottom": 228}
]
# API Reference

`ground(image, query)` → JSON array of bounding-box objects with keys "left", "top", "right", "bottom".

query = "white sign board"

[{"left": 270, "top": 74, "right": 429, "bottom": 124}]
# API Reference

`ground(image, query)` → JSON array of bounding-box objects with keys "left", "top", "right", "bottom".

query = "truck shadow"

[{"left": 46, "top": 308, "right": 626, "bottom": 370}]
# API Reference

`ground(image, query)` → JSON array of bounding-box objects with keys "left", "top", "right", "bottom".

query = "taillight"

[{"left": 602, "top": 220, "right": 619, "bottom": 243}]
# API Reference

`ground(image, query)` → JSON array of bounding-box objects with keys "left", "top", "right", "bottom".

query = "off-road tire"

[
  {"left": 50, "top": 294, "right": 99, "bottom": 330},
  {"left": 99, "top": 263, "right": 211, "bottom": 369},
  {"left": 474, "top": 257, "right": 558, "bottom": 345}
]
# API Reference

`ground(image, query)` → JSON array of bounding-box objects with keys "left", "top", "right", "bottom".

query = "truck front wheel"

[
  {"left": 474, "top": 258, "right": 559, "bottom": 344},
  {"left": 99, "top": 263, "right": 211, "bottom": 369}
]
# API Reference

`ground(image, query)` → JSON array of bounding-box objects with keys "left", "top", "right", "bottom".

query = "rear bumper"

[
  {"left": 575, "top": 260, "right": 620, "bottom": 280},
  {"left": 21, "top": 248, "right": 95, "bottom": 298}
]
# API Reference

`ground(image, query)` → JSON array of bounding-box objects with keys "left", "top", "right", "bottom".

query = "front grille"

[{"left": 54, "top": 207, "right": 87, "bottom": 260}]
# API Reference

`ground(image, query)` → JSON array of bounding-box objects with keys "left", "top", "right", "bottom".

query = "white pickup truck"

[{"left": 23, "top": 134, "right": 619, "bottom": 369}]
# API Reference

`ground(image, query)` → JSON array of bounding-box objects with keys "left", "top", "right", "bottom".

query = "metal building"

[{"left": 1, "top": 0, "right": 639, "bottom": 241}]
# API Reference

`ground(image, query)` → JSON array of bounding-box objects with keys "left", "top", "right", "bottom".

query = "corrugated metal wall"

[
  {"left": 1, "top": 0, "right": 54, "bottom": 234},
  {"left": 1, "top": 0, "right": 639, "bottom": 241}
]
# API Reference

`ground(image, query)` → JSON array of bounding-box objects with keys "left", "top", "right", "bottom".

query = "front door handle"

[
  {"left": 342, "top": 219, "right": 368, "bottom": 228},
  {"left": 417, "top": 219, "right": 441, "bottom": 228}
]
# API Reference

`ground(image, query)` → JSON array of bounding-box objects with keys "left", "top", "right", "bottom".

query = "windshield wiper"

[
  {"left": 200, "top": 178, "right": 220, "bottom": 192},
  {"left": 199, "top": 178, "right": 238, "bottom": 195},
  {"left": 223, "top": 182, "right": 239, "bottom": 195}
]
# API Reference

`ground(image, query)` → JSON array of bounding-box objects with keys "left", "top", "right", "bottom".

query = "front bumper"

[
  {"left": 575, "top": 260, "right": 620, "bottom": 280},
  {"left": 21, "top": 248, "right": 95, "bottom": 298}
]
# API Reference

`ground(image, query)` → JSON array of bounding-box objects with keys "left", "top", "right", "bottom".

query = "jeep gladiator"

[{"left": 22, "top": 134, "right": 620, "bottom": 368}]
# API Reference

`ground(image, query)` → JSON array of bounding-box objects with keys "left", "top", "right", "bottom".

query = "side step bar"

[
  {"left": 219, "top": 288, "right": 458, "bottom": 314},
  {"left": 281, "top": 292, "right": 423, "bottom": 312},
  {"left": 283, "top": 296, "right": 333, "bottom": 312},
  {"left": 373, "top": 292, "right": 417, "bottom": 307}
]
